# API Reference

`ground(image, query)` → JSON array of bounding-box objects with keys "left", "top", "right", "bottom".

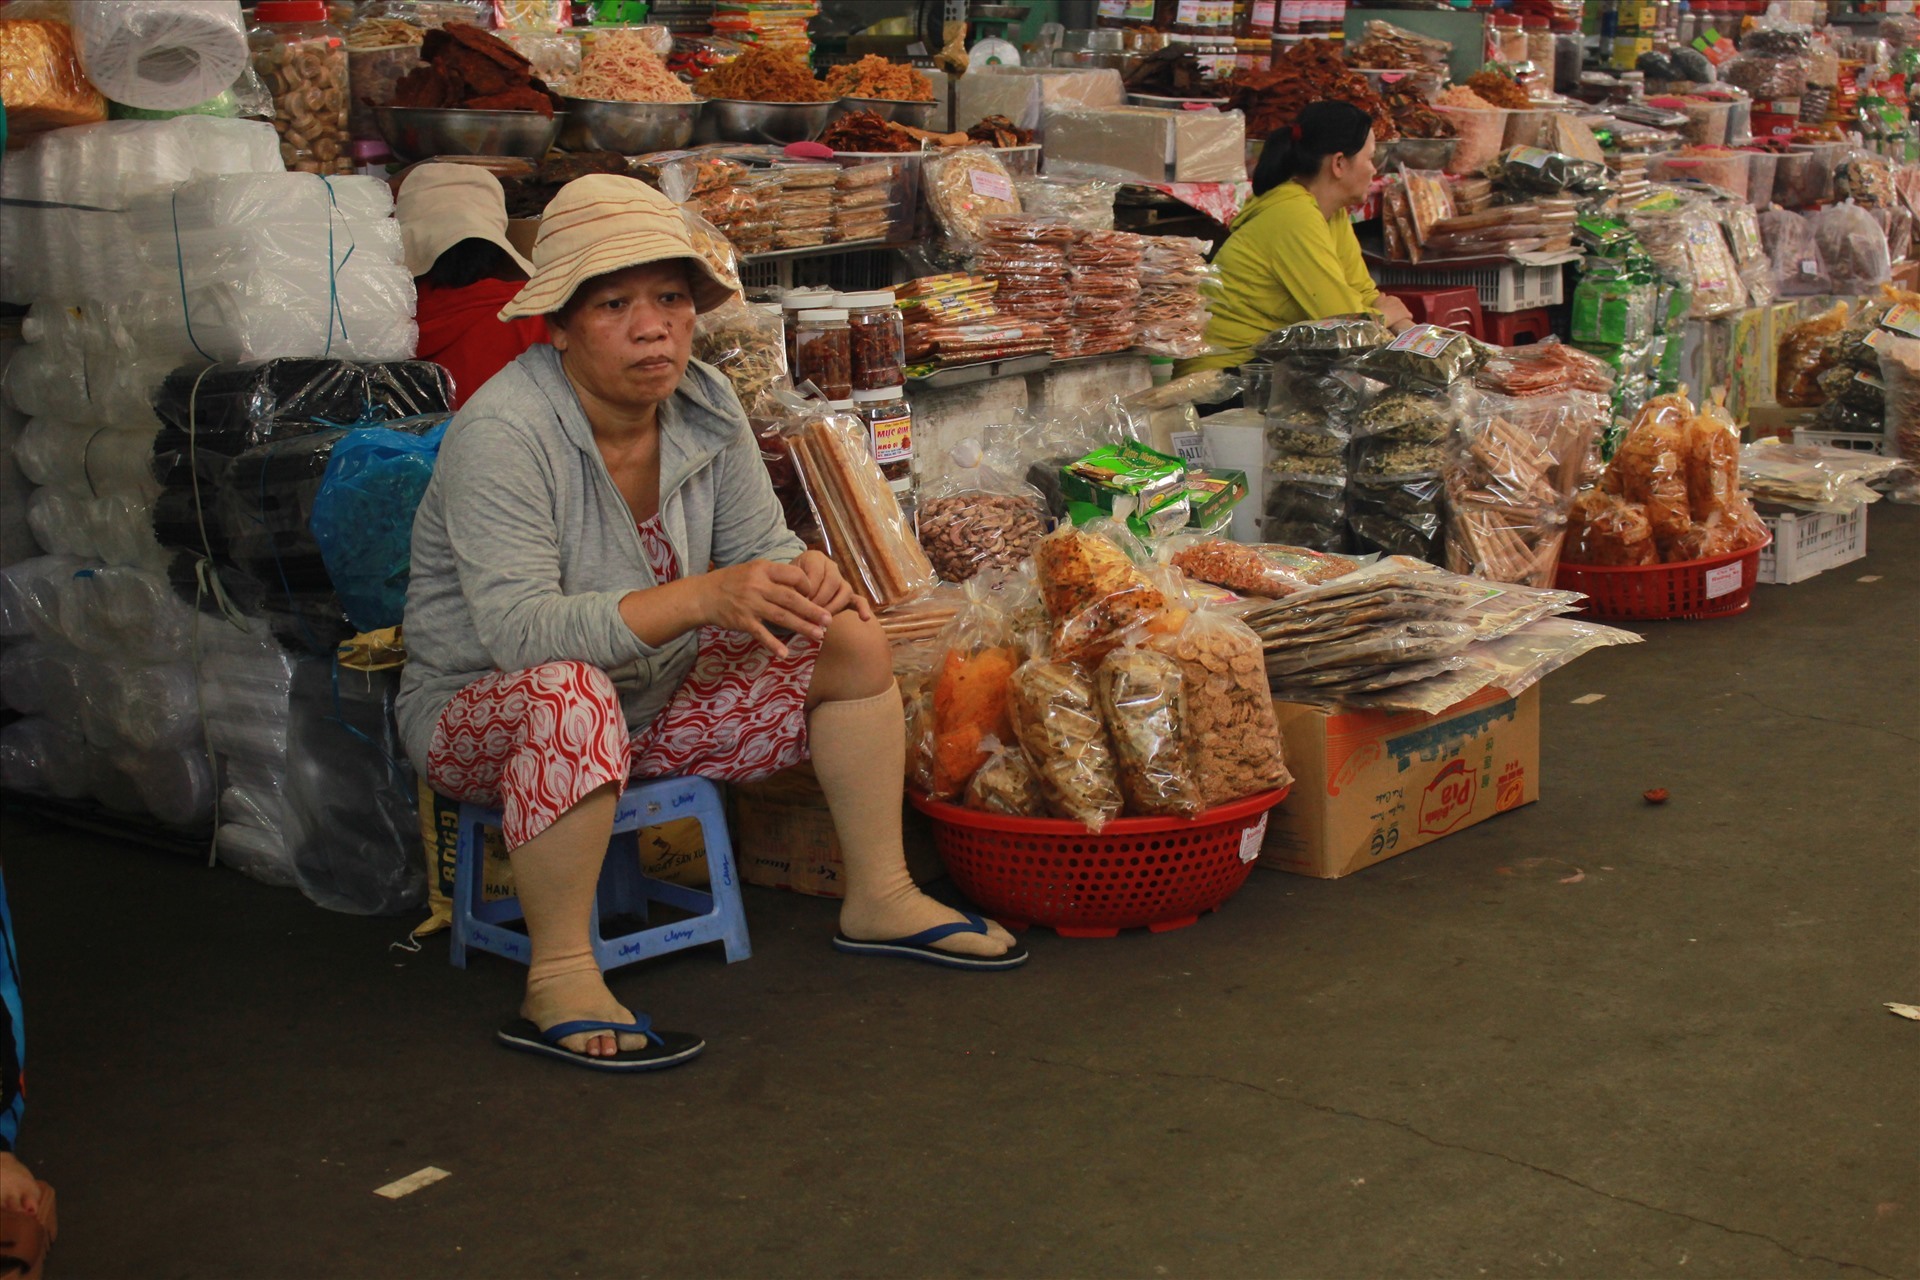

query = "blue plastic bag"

[{"left": 309, "top": 417, "right": 449, "bottom": 632}]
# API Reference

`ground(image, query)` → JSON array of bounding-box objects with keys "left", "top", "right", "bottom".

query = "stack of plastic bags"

[{"left": 0, "top": 114, "right": 427, "bottom": 903}]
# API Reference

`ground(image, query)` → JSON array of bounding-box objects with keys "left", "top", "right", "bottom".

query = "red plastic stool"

[
  {"left": 1484, "top": 308, "right": 1554, "bottom": 346},
  {"left": 1383, "top": 286, "right": 1484, "bottom": 340}
]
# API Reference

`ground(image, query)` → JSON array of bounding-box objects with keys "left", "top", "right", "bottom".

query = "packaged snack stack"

[
  {"left": 710, "top": 1, "right": 819, "bottom": 64},
  {"left": 974, "top": 216, "right": 1073, "bottom": 356},
  {"left": 896, "top": 275, "right": 1051, "bottom": 371},
  {"left": 833, "top": 161, "right": 898, "bottom": 244},
  {"left": 773, "top": 163, "right": 835, "bottom": 251},
  {"left": 1137, "top": 236, "right": 1216, "bottom": 360},
  {"left": 1060, "top": 230, "right": 1146, "bottom": 359}
]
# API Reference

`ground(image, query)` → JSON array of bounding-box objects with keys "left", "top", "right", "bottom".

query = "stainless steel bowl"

[
  {"left": 830, "top": 96, "right": 937, "bottom": 128},
  {"left": 1375, "top": 137, "right": 1458, "bottom": 173},
  {"left": 374, "top": 106, "right": 564, "bottom": 162},
  {"left": 695, "top": 98, "right": 837, "bottom": 145},
  {"left": 557, "top": 97, "right": 702, "bottom": 153}
]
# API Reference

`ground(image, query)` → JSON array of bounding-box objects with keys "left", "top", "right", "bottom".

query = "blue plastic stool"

[{"left": 449, "top": 776, "right": 751, "bottom": 972}]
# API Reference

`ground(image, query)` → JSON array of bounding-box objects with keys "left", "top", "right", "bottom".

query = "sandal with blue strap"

[
  {"left": 832, "top": 912, "right": 1030, "bottom": 971},
  {"left": 496, "top": 1014, "right": 705, "bottom": 1073}
]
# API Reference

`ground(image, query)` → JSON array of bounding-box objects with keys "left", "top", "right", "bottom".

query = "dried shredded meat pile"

[
  {"left": 821, "top": 110, "right": 915, "bottom": 153},
  {"left": 1383, "top": 81, "right": 1454, "bottom": 138},
  {"left": 391, "top": 23, "right": 559, "bottom": 114},
  {"left": 694, "top": 45, "right": 834, "bottom": 102},
  {"left": 966, "top": 115, "right": 1033, "bottom": 146},
  {"left": 1229, "top": 39, "right": 1394, "bottom": 142},
  {"left": 1467, "top": 69, "right": 1530, "bottom": 109}
]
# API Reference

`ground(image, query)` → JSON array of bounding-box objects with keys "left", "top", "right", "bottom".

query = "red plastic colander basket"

[
  {"left": 1554, "top": 534, "right": 1770, "bottom": 621},
  {"left": 908, "top": 788, "right": 1290, "bottom": 937}
]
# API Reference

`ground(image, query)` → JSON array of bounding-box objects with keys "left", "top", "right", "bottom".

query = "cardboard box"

[
  {"left": 1042, "top": 105, "right": 1247, "bottom": 184},
  {"left": 505, "top": 217, "right": 539, "bottom": 259},
  {"left": 1259, "top": 686, "right": 1540, "bottom": 879},
  {"left": 728, "top": 764, "right": 845, "bottom": 898}
]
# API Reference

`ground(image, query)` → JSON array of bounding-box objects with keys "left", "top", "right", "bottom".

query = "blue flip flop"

[
  {"left": 832, "top": 912, "right": 1030, "bottom": 971},
  {"left": 496, "top": 1015, "right": 705, "bottom": 1073}
]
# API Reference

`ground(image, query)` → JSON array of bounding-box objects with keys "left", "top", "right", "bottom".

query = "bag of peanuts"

[
  {"left": 1149, "top": 610, "right": 1291, "bottom": 810},
  {"left": 916, "top": 440, "right": 1050, "bottom": 584}
]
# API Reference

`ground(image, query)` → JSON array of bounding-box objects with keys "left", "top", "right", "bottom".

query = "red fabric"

[
  {"left": 628, "top": 515, "right": 817, "bottom": 782},
  {"left": 415, "top": 278, "right": 550, "bottom": 409},
  {"left": 420, "top": 516, "right": 817, "bottom": 847},
  {"left": 426, "top": 660, "right": 632, "bottom": 848}
]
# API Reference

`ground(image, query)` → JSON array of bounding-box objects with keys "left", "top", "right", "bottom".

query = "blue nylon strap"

[
  {"left": 170, "top": 190, "right": 214, "bottom": 362},
  {"left": 882, "top": 911, "right": 990, "bottom": 948},
  {"left": 541, "top": 1016, "right": 661, "bottom": 1047}
]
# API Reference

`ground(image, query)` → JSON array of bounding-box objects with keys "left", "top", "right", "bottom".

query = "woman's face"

[
  {"left": 549, "top": 260, "right": 697, "bottom": 410},
  {"left": 1332, "top": 130, "right": 1377, "bottom": 208}
]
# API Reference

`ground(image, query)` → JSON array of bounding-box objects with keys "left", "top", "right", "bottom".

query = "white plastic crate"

[
  {"left": 1756, "top": 503, "right": 1868, "bottom": 585},
  {"left": 1372, "top": 262, "right": 1566, "bottom": 313},
  {"left": 1791, "top": 427, "right": 1889, "bottom": 455}
]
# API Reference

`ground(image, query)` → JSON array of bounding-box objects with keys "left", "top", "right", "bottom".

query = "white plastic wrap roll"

[{"left": 71, "top": 1, "right": 250, "bottom": 113}]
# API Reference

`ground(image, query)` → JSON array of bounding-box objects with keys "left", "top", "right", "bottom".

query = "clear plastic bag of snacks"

[
  {"left": 1008, "top": 657, "right": 1123, "bottom": 832},
  {"left": 1149, "top": 608, "right": 1290, "bottom": 810},
  {"left": 1095, "top": 640, "right": 1200, "bottom": 818}
]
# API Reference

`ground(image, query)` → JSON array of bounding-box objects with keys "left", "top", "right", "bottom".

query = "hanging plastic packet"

[{"left": 1496, "top": 145, "right": 1614, "bottom": 196}]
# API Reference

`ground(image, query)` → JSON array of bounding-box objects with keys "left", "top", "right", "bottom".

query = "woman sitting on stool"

[{"left": 398, "top": 176, "right": 1024, "bottom": 1075}]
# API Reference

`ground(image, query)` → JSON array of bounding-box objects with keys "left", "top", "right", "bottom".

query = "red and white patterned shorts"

[{"left": 424, "top": 515, "right": 818, "bottom": 847}]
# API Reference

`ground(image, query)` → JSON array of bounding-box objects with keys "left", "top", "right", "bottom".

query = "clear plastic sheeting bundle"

[
  {"left": 124, "top": 173, "right": 418, "bottom": 363},
  {"left": 197, "top": 619, "right": 299, "bottom": 886},
  {"left": 0, "top": 117, "right": 281, "bottom": 305}
]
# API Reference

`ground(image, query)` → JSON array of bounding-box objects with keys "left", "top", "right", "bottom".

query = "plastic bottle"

[{"left": 850, "top": 386, "right": 915, "bottom": 513}]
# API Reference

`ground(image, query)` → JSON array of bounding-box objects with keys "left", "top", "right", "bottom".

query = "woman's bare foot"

[
  {"left": 521, "top": 962, "right": 652, "bottom": 1058},
  {"left": 839, "top": 890, "right": 1018, "bottom": 958},
  {"left": 0, "top": 1154, "right": 39, "bottom": 1216}
]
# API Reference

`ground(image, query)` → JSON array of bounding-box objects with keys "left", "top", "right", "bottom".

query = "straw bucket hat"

[
  {"left": 395, "top": 164, "right": 536, "bottom": 280},
  {"left": 497, "top": 174, "right": 736, "bottom": 321}
]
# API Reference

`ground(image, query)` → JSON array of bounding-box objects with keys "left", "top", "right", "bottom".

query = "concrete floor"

[{"left": 7, "top": 508, "right": 1918, "bottom": 1280}]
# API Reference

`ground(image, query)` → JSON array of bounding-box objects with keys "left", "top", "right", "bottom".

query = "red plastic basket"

[
  {"left": 1554, "top": 534, "right": 1770, "bottom": 621},
  {"left": 908, "top": 788, "right": 1289, "bottom": 937}
]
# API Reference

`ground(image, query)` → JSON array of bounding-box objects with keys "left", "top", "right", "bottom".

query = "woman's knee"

[{"left": 812, "top": 610, "right": 892, "bottom": 700}]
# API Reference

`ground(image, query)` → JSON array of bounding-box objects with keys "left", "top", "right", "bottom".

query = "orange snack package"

[
  {"left": 929, "top": 645, "right": 1018, "bottom": 799},
  {"left": 1605, "top": 394, "right": 1694, "bottom": 554},
  {"left": 1683, "top": 401, "right": 1742, "bottom": 523},
  {"left": 1565, "top": 490, "right": 1658, "bottom": 566}
]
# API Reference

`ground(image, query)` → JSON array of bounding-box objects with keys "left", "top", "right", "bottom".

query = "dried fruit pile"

[
  {"left": 1228, "top": 39, "right": 1394, "bottom": 141},
  {"left": 391, "top": 23, "right": 560, "bottom": 115}
]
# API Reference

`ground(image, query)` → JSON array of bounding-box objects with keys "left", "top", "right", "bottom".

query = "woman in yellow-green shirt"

[{"left": 1182, "top": 100, "right": 1412, "bottom": 374}]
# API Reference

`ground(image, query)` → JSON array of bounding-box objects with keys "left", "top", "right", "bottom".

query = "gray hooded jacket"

[{"left": 395, "top": 343, "right": 805, "bottom": 774}]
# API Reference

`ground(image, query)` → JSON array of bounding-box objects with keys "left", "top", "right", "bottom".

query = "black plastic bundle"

[{"left": 149, "top": 358, "right": 452, "bottom": 487}]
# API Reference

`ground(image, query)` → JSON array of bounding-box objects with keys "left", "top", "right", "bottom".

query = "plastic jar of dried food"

[
  {"left": 838, "top": 289, "right": 905, "bottom": 391},
  {"left": 250, "top": 0, "right": 353, "bottom": 176},
  {"left": 795, "top": 308, "right": 853, "bottom": 402},
  {"left": 852, "top": 386, "right": 914, "bottom": 508},
  {"left": 780, "top": 287, "right": 834, "bottom": 382}
]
